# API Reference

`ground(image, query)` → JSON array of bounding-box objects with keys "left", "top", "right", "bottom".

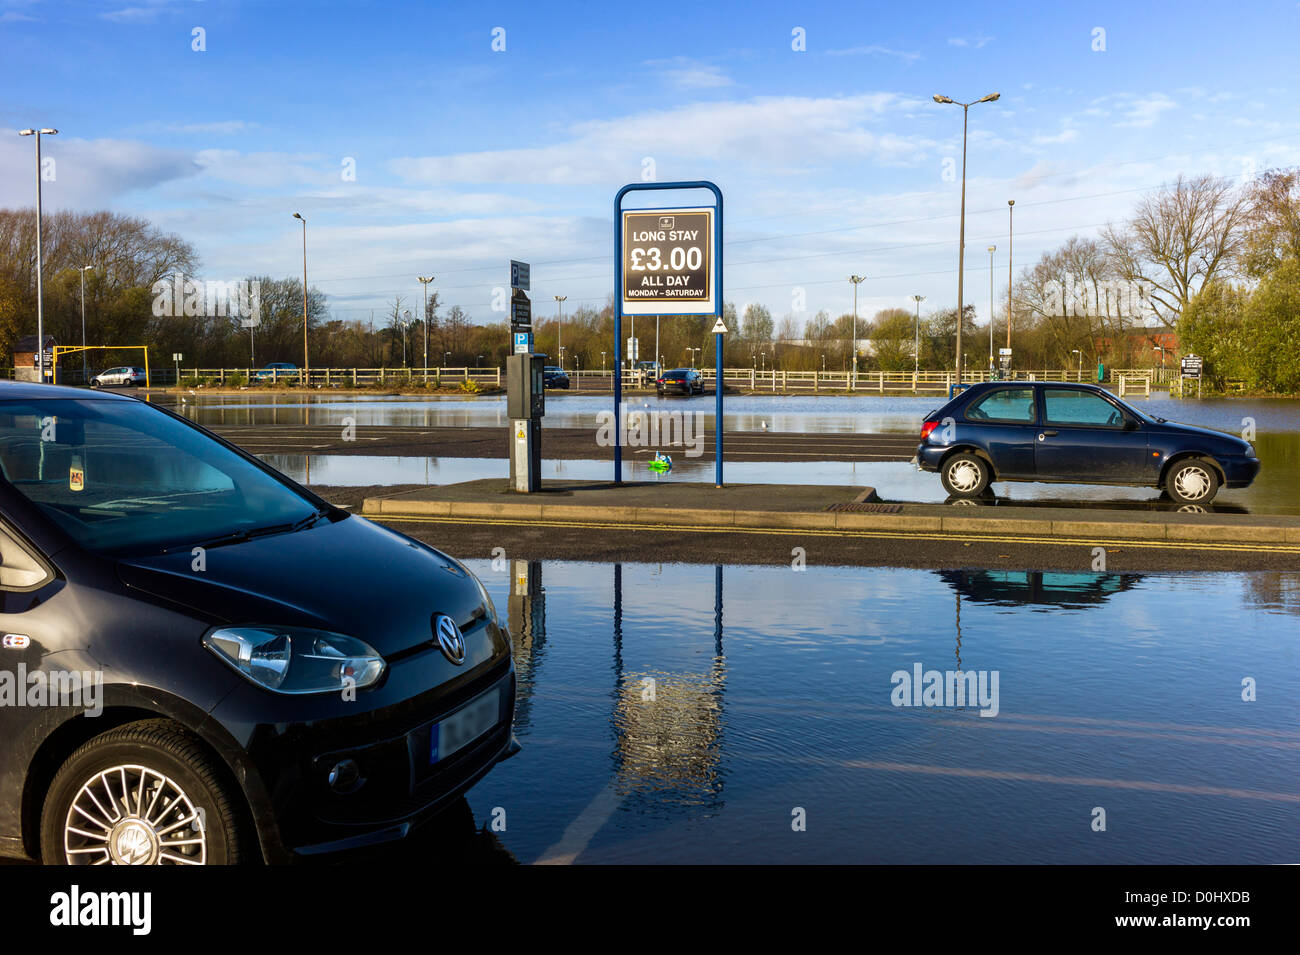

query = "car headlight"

[
  {"left": 469, "top": 568, "right": 499, "bottom": 625},
  {"left": 203, "top": 626, "right": 385, "bottom": 694}
]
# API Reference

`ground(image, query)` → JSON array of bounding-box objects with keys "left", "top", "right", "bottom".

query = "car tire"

[
  {"left": 1165, "top": 458, "right": 1220, "bottom": 505},
  {"left": 940, "top": 452, "right": 992, "bottom": 497},
  {"left": 41, "top": 719, "right": 249, "bottom": 866}
]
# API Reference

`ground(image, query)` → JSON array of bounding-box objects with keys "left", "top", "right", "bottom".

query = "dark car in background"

[
  {"left": 656, "top": 368, "right": 704, "bottom": 396},
  {"left": 914, "top": 381, "right": 1259, "bottom": 504},
  {"left": 0, "top": 382, "right": 516, "bottom": 864},
  {"left": 542, "top": 366, "right": 569, "bottom": 389}
]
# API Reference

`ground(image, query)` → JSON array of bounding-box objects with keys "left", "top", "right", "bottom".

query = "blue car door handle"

[{"left": 1037, "top": 430, "right": 1058, "bottom": 440}]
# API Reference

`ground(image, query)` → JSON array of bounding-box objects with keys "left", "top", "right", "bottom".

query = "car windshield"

[{"left": 0, "top": 397, "right": 319, "bottom": 557}]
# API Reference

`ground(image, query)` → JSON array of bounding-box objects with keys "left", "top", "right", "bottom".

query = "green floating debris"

[{"left": 647, "top": 452, "right": 673, "bottom": 473}]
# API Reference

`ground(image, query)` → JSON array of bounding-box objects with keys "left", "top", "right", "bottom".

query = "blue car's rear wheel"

[{"left": 940, "top": 453, "right": 991, "bottom": 497}]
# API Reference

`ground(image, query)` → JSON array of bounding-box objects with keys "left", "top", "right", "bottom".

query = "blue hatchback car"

[{"left": 914, "top": 381, "right": 1259, "bottom": 504}]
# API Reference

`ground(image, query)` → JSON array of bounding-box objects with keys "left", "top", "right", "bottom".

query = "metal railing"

[{"left": 162, "top": 366, "right": 503, "bottom": 388}]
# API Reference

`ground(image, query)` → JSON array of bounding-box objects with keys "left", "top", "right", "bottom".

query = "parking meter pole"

[{"left": 507, "top": 352, "right": 543, "bottom": 493}]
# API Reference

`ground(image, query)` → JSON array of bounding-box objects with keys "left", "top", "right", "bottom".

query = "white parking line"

[{"left": 533, "top": 781, "right": 623, "bottom": 865}]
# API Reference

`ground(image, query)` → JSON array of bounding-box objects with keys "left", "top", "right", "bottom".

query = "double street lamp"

[
  {"left": 848, "top": 274, "right": 866, "bottom": 382},
  {"left": 418, "top": 275, "right": 435, "bottom": 379},
  {"left": 933, "top": 92, "right": 1000, "bottom": 383},
  {"left": 19, "top": 127, "right": 57, "bottom": 383},
  {"left": 911, "top": 294, "right": 925, "bottom": 377},
  {"left": 554, "top": 295, "right": 567, "bottom": 369}
]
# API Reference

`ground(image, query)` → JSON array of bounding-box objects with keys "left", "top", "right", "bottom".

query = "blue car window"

[
  {"left": 965, "top": 388, "right": 1036, "bottom": 423},
  {"left": 1044, "top": 389, "right": 1125, "bottom": 427}
]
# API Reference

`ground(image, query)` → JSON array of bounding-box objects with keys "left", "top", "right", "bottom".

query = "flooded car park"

[{"left": 441, "top": 559, "right": 1300, "bottom": 864}]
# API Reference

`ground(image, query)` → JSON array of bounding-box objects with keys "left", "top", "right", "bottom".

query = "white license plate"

[{"left": 431, "top": 688, "right": 500, "bottom": 764}]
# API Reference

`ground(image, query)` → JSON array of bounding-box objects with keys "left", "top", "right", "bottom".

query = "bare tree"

[{"left": 1102, "top": 174, "right": 1248, "bottom": 331}]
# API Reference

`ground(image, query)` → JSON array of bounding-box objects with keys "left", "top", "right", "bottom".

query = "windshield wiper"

[{"left": 160, "top": 508, "right": 328, "bottom": 554}]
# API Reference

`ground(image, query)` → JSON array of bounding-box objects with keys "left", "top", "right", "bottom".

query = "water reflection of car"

[
  {"left": 914, "top": 381, "right": 1259, "bottom": 504},
  {"left": 542, "top": 366, "right": 569, "bottom": 389},
  {"left": 90, "top": 366, "right": 147, "bottom": 388},
  {"left": 939, "top": 568, "right": 1141, "bottom": 608},
  {"left": 656, "top": 368, "right": 704, "bottom": 396},
  {"left": 255, "top": 362, "right": 298, "bottom": 382},
  {"left": 0, "top": 381, "right": 517, "bottom": 864}
]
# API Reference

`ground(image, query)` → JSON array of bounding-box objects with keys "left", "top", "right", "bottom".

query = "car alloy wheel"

[
  {"left": 64, "top": 765, "right": 207, "bottom": 865},
  {"left": 42, "top": 719, "right": 246, "bottom": 865}
]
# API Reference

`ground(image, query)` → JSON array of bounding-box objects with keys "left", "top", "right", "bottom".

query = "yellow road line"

[{"left": 369, "top": 513, "right": 1300, "bottom": 554}]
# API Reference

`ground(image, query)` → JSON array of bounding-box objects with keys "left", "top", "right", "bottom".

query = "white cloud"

[
  {"left": 1117, "top": 93, "right": 1177, "bottom": 128},
  {"left": 645, "top": 57, "right": 735, "bottom": 90},
  {"left": 0, "top": 133, "right": 198, "bottom": 207},
  {"left": 826, "top": 45, "right": 922, "bottom": 64},
  {"left": 1032, "top": 128, "right": 1079, "bottom": 145},
  {"left": 389, "top": 92, "right": 928, "bottom": 186},
  {"left": 948, "top": 35, "right": 994, "bottom": 49}
]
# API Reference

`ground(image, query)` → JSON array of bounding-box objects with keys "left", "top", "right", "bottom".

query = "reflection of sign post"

[{"left": 621, "top": 208, "right": 714, "bottom": 316}]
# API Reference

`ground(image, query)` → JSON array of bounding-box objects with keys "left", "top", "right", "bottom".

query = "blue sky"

[{"left": 3, "top": 0, "right": 1299, "bottom": 330}]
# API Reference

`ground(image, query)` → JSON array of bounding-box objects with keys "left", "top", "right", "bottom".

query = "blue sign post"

[{"left": 614, "top": 181, "right": 724, "bottom": 486}]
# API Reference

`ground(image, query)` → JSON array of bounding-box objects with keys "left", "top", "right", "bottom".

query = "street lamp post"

[
  {"left": 987, "top": 245, "right": 996, "bottom": 376},
  {"left": 848, "top": 275, "right": 866, "bottom": 384},
  {"left": 911, "top": 294, "right": 925, "bottom": 378},
  {"left": 78, "top": 265, "right": 94, "bottom": 381},
  {"left": 933, "top": 92, "right": 1000, "bottom": 383},
  {"left": 19, "top": 128, "right": 57, "bottom": 383},
  {"left": 554, "top": 295, "right": 567, "bottom": 369},
  {"left": 1007, "top": 200, "right": 1014, "bottom": 353},
  {"left": 292, "top": 212, "right": 309, "bottom": 384},
  {"left": 418, "top": 275, "right": 435, "bottom": 381},
  {"left": 401, "top": 310, "right": 411, "bottom": 367},
  {"left": 1072, "top": 348, "right": 1082, "bottom": 380}
]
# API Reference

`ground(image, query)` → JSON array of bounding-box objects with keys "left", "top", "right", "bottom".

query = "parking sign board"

[
  {"left": 1181, "top": 354, "right": 1203, "bottom": 377},
  {"left": 621, "top": 208, "right": 713, "bottom": 315},
  {"left": 510, "top": 260, "right": 530, "bottom": 291}
]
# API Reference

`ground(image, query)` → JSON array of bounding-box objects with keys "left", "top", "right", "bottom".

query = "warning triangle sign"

[{"left": 711, "top": 317, "right": 728, "bottom": 334}]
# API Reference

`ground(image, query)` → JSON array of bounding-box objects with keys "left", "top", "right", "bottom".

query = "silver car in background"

[{"left": 91, "top": 366, "right": 148, "bottom": 387}]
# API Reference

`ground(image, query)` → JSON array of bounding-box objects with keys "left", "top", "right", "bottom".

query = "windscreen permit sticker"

[{"left": 69, "top": 455, "right": 85, "bottom": 492}]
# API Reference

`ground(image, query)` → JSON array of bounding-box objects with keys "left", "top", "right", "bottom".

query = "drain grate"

[{"left": 825, "top": 502, "right": 903, "bottom": 514}]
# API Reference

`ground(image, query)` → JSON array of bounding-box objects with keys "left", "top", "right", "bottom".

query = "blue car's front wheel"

[{"left": 1165, "top": 458, "right": 1220, "bottom": 505}]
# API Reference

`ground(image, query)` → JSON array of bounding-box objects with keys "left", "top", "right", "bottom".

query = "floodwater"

[
  {"left": 171, "top": 391, "right": 1300, "bottom": 436},
  {"left": 171, "top": 392, "right": 1300, "bottom": 512},
  {"left": 267, "top": 442, "right": 1297, "bottom": 514},
  {"left": 450, "top": 560, "right": 1300, "bottom": 864}
]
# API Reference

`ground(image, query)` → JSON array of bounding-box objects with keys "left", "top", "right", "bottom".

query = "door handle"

[{"left": 1037, "top": 430, "right": 1058, "bottom": 441}]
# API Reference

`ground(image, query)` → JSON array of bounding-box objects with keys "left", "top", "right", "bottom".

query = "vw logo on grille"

[{"left": 433, "top": 613, "right": 466, "bottom": 665}]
